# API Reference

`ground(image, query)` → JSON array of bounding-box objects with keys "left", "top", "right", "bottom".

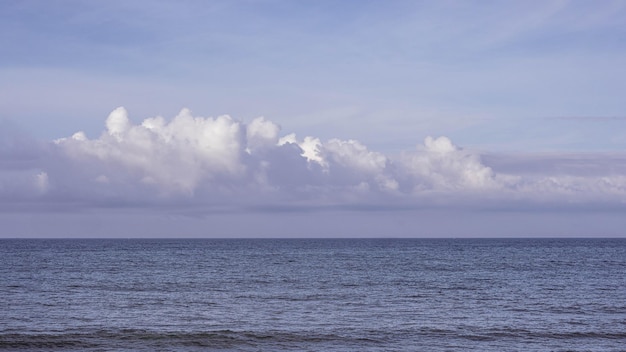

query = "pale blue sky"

[
  {"left": 2, "top": 0, "right": 626, "bottom": 237},
  {"left": 2, "top": 0, "right": 625, "bottom": 152}
]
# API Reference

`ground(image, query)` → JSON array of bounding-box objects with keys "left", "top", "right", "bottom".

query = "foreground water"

[{"left": 1, "top": 238, "right": 625, "bottom": 351}]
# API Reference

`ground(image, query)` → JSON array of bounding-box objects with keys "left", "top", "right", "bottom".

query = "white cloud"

[
  {"left": 105, "top": 106, "right": 131, "bottom": 139},
  {"left": 0, "top": 169, "right": 48, "bottom": 199},
  {"left": 1, "top": 107, "right": 625, "bottom": 213},
  {"left": 397, "top": 136, "right": 497, "bottom": 192},
  {"left": 279, "top": 134, "right": 326, "bottom": 167},
  {"left": 246, "top": 116, "right": 280, "bottom": 152},
  {"left": 55, "top": 107, "right": 247, "bottom": 195},
  {"left": 34, "top": 172, "right": 49, "bottom": 194}
]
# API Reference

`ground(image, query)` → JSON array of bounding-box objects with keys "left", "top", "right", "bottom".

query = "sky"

[{"left": 1, "top": 0, "right": 626, "bottom": 237}]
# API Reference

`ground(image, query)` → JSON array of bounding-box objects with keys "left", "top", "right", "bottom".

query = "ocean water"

[{"left": 1, "top": 238, "right": 625, "bottom": 351}]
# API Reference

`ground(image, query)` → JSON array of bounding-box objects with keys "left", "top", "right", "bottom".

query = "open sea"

[{"left": 1, "top": 238, "right": 625, "bottom": 351}]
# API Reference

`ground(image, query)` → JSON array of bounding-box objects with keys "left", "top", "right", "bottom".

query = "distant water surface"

[{"left": 1, "top": 238, "right": 625, "bottom": 351}]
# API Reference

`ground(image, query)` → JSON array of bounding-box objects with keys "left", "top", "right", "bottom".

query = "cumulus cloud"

[
  {"left": 2, "top": 107, "right": 626, "bottom": 213},
  {"left": 55, "top": 107, "right": 248, "bottom": 197},
  {"left": 396, "top": 136, "right": 497, "bottom": 192}
]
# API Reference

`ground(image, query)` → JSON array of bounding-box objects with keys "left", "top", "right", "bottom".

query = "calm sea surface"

[{"left": 1, "top": 238, "right": 625, "bottom": 351}]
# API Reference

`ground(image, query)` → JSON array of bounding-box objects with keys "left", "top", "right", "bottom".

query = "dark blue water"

[{"left": 1, "top": 238, "right": 625, "bottom": 351}]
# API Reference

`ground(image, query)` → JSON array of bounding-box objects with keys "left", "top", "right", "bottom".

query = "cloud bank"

[{"left": 2, "top": 108, "right": 626, "bottom": 215}]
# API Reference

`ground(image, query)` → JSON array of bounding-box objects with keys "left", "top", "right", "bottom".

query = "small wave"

[
  {"left": 0, "top": 329, "right": 385, "bottom": 350},
  {"left": 0, "top": 333, "right": 99, "bottom": 350},
  {"left": 457, "top": 328, "right": 626, "bottom": 342}
]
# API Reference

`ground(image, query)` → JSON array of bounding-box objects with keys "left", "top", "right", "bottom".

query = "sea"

[{"left": 1, "top": 238, "right": 625, "bottom": 351}]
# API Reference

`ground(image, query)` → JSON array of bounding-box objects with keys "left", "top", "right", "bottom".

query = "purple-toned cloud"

[{"left": 2, "top": 107, "right": 626, "bottom": 214}]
